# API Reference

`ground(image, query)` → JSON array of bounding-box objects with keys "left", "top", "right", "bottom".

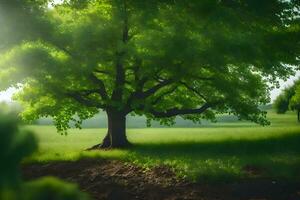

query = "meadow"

[{"left": 25, "top": 110, "right": 300, "bottom": 182}]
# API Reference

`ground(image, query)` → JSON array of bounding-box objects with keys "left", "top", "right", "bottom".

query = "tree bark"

[
  {"left": 86, "top": 110, "right": 130, "bottom": 150},
  {"left": 99, "top": 110, "right": 130, "bottom": 148}
]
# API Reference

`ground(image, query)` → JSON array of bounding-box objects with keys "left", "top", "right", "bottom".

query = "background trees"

[
  {"left": 273, "top": 78, "right": 300, "bottom": 122},
  {"left": 289, "top": 84, "right": 300, "bottom": 121},
  {"left": 0, "top": 0, "right": 300, "bottom": 148},
  {"left": 273, "top": 81, "right": 299, "bottom": 114}
]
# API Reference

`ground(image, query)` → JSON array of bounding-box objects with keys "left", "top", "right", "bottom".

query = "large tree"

[{"left": 0, "top": 0, "right": 299, "bottom": 148}]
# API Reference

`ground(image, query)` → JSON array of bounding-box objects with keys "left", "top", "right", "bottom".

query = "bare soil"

[{"left": 22, "top": 159, "right": 300, "bottom": 200}]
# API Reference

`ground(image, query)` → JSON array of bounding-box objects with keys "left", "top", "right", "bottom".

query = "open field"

[{"left": 25, "top": 110, "right": 300, "bottom": 182}]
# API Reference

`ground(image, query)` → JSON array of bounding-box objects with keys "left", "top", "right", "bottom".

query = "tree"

[
  {"left": 273, "top": 79, "right": 300, "bottom": 114},
  {"left": 289, "top": 84, "right": 300, "bottom": 122},
  {"left": 0, "top": 0, "right": 300, "bottom": 148},
  {"left": 273, "top": 93, "right": 290, "bottom": 114}
]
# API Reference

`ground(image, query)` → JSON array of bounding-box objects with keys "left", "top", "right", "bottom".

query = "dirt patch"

[
  {"left": 22, "top": 159, "right": 300, "bottom": 200},
  {"left": 242, "top": 165, "right": 265, "bottom": 177}
]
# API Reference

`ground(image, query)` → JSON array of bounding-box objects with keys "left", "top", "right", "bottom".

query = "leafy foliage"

[
  {"left": 273, "top": 78, "right": 300, "bottom": 113},
  {"left": 0, "top": 0, "right": 300, "bottom": 132},
  {"left": 22, "top": 177, "right": 90, "bottom": 200},
  {"left": 289, "top": 84, "right": 300, "bottom": 112},
  {"left": 273, "top": 84, "right": 297, "bottom": 114},
  {"left": 0, "top": 0, "right": 50, "bottom": 52},
  {"left": 0, "top": 109, "right": 90, "bottom": 200},
  {"left": 0, "top": 110, "right": 37, "bottom": 188}
]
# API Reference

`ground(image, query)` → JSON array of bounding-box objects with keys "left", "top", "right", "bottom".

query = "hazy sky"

[
  {"left": 0, "top": 87, "right": 17, "bottom": 102},
  {"left": 270, "top": 71, "right": 300, "bottom": 99},
  {"left": 1, "top": 72, "right": 299, "bottom": 103}
]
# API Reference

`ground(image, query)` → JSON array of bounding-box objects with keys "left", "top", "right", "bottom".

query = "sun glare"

[{"left": 0, "top": 88, "right": 18, "bottom": 102}]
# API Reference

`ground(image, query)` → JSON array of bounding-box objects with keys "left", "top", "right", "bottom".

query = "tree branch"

[
  {"left": 67, "top": 92, "right": 104, "bottom": 108},
  {"left": 190, "top": 75, "right": 214, "bottom": 81},
  {"left": 125, "top": 79, "right": 173, "bottom": 113},
  {"left": 111, "top": 2, "right": 129, "bottom": 101},
  {"left": 179, "top": 81, "right": 208, "bottom": 102},
  {"left": 150, "top": 103, "right": 212, "bottom": 118},
  {"left": 77, "top": 89, "right": 101, "bottom": 96},
  {"left": 90, "top": 74, "right": 108, "bottom": 100},
  {"left": 94, "top": 69, "right": 113, "bottom": 76},
  {"left": 130, "top": 59, "right": 148, "bottom": 91},
  {"left": 151, "top": 86, "right": 178, "bottom": 105},
  {"left": 142, "top": 79, "right": 173, "bottom": 98}
]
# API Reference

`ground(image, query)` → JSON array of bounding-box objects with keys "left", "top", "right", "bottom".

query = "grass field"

[{"left": 25, "top": 110, "right": 300, "bottom": 182}]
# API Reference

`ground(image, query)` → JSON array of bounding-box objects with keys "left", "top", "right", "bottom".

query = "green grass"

[{"left": 25, "top": 110, "right": 300, "bottom": 182}]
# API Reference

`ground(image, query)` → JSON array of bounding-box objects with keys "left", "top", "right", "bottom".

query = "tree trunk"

[
  {"left": 298, "top": 110, "right": 300, "bottom": 123},
  {"left": 99, "top": 110, "right": 131, "bottom": 148}
]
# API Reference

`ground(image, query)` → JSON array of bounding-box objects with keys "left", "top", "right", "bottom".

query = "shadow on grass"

[
  {"left": 123, "top": 133, "right": 300, "bottom": 182},
  {"left": 131, "top": 132, "right": 300, "bottom": 155},
  {"left": 28, "top": 129, "right": 300, "bottom": 182}
]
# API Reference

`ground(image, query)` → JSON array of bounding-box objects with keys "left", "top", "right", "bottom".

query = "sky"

[
  {"left": 270, "top": 72, "right": 300, "bottom": 100},
  {"left": 48, "top": 0, "right": 62, "bottom": 7},
  {"left": 1, "top": 72, "right": 299, "bottom": 103},
  {"left": 0, "top": 87, "right": 17, "bottom": 102}
]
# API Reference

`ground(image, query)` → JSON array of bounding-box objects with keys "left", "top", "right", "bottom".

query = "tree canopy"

[
  {"left": 273, "top": 79, "right": 299, "bottom": 114},
  {"left": 290, "top": 84, "right": 300, "bottom": 115},
  {"left": 0, "top": 0, "right": 300, "bottom": 147},
  {"left": 273, "top": 78, "right": 300, "bottom": 121}
]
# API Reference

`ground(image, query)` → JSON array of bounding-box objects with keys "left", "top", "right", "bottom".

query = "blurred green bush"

[
  {"left": 0, "top": 109, "right": 90, "bottom": 200},
  {"left": 22, "top": 177, "right": 90, "bottom": 200},
  {"left": 0, "top": 110, "right": 37, "bottom": 188}
]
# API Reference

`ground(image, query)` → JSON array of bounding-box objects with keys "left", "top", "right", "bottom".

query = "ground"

[
  {"left": 22, "top": 110, "right": 300, "bottom": 199},
  {"left": 22, "top": 159, "right": 300, "bottom": 200}
]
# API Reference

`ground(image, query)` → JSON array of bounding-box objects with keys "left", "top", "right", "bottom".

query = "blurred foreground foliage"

[{"left": 0, "top": 109, "right": 90, "bottom": 200}]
